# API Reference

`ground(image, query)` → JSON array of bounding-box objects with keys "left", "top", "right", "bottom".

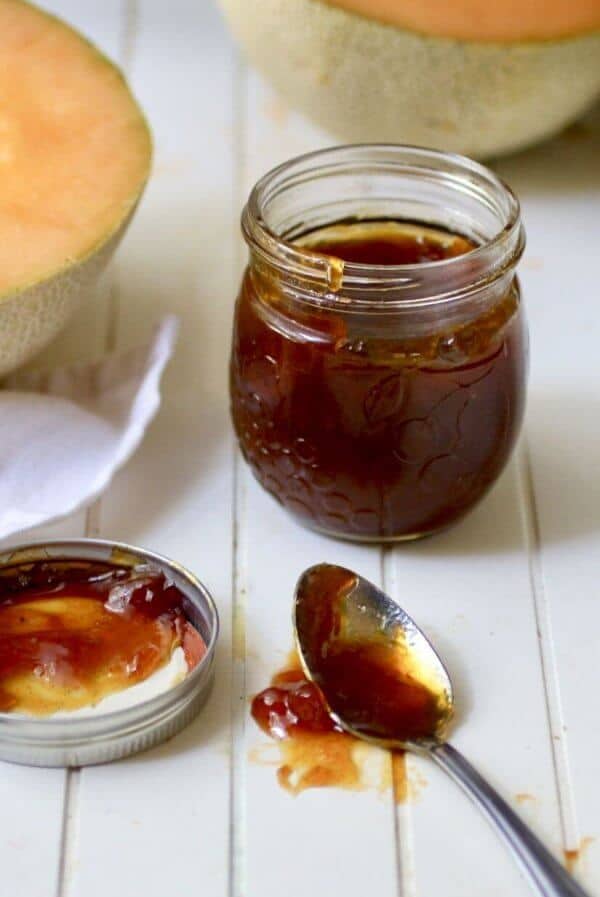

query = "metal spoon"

[{"left": 294, "top": 563, "right": 591, "bottom": 897}]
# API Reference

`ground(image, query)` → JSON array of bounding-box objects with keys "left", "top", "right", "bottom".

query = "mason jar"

[{"left": 230, "top": 145, "right": 527, "bottom": 542}]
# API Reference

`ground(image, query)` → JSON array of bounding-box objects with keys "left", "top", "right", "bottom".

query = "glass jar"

[{"left": 230, "top": 145, "right": 527, "bottom": 542}]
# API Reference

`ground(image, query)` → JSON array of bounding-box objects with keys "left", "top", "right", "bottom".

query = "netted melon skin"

[
  {"left": 0, "top": 222, "right": 128, "bottom": 378},
  {"left": 0, "top": 0, "right": 152, "bottom": 377},
  {"left": 219, "top": 0, "right": 600, "bottom": 157}
]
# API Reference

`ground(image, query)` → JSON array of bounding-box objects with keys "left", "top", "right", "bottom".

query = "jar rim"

[{"left": 242, "top": 144, "right": 525, "bottom": 311}]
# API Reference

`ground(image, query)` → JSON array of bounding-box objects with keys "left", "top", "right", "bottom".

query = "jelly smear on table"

[
  {"left": 0, "top": 560, "right": 206, "bottom": 715},
  {"left": 251, "top": 565, "right": 448, "bottom": 797},
  {"left": 564, "top": 837, "right": 595, "bottom": 875},
  {"left": 251, "top": 653, "right": 408, "bottom": 798}
]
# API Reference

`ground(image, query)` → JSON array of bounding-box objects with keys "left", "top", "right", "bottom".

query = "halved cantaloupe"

[
  {"left": 321, "top": 0, "right": 600, "bottom": 41},
  {"left": 219, "top": 0, "right": 600, "bottom": 158},
  {"left": 0, "top": 0, "right": 151, "bottom": 376}
]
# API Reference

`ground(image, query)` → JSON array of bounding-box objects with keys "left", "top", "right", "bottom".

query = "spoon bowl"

[
  {"left": 294, "top": 563, "right": 453, "bottom": 750},
  {"left": 294, "top": 563, "right": 591, "bottom": 897}
]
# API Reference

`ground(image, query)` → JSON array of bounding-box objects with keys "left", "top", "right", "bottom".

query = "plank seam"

[
  {"left": 58, "top": 289, "right": 116, "bottom": 895},
  {"left": 229, "top": 49, "right": 248, "bottom": 897},
  {"left": 383, "top": 546, "right": 418, "bottom": 897},
  {"left": 518, "top": 443, "right": 580, "bottom": 850},
  {"left": 57, "top": 11, "right": 132, "bottom": 896},
  {"left": 120, "top": 0, "right": 139, "bottom": 74},
  {"left": 229, "top": 450, "right": 247, "bottom": 897},
  {"left": 55, "top": 769, "right": 81, "bottom": 897},
  {"left": 84, "top": 502, "right": 102, "bottom": 539}
]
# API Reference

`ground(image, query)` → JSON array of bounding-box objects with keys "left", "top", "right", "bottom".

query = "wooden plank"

[
  {"left": 497, "top": 114, "right": 600, "bottom": 892},
  {"left": 0, "top": 507, "right": 85, "bottom": 897},
  {"left": 388, "top": 460, "right": 564, "bottom": 897},
  {"left": 239, "top": 71, "right": 399, "bottom": 897},
  {"left": 67, "top": 2, "right": 236, "bottom": 896},
  {"left": 240, "top": 474, "right": 400, "bottom": 897},
  {"left": 0, "top": 4, "right": 120, "bottom": 896}
]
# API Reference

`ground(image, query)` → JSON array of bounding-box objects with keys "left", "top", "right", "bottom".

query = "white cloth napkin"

[{"left": 0, "top": 316, "right": 178, "bottom": 541}]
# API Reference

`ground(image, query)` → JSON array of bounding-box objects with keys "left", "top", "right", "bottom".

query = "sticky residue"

[
  {"left": 392, "top": 751, "right": 408, "bottom": 803},
  {"left": 276, "top": 730, "right": 363, "bottom": 794},
  {"left": 232, "top": 601, "right": 246, "bottom": 662},
  {"left": 326, "top": 255, "right": 345, "bottom": 293},
  {"left": 564, "top": 837, "right": 595, "bottom": 874},
  {"left": 250, "top": 651, "right": 421, "bottom": 802},
  {"left": 515, "top": 793, "right": 536, "bottom": 805},
  {"left": 251, "top": 651, "right": 361, "bottom": 795}
]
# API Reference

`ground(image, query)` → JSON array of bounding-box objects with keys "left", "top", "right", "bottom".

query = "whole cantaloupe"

[
  {"left": 0, "top": 0, "right": 152, "bottom": 376},
  {"left": 219, "top": 0, "right": 600, "bottom": 157}
]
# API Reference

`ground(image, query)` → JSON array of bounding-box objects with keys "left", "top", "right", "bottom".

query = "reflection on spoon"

[
  {"left": 295, "top": 564, "right": 452, "bottom": 744},
  {"left": 294, "top": 563, "right": 591, "bottom": 897}
]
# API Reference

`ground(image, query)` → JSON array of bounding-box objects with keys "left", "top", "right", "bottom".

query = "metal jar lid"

[{"left": 0, "top": 538, "right": 219, "bottom": 768}]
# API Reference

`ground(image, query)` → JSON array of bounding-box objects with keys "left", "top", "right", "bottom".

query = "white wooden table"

[{"left": 2, "top": 3, "right": 599, "bottom": 896}]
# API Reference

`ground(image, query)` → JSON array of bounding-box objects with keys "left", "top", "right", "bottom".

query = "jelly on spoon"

[{"left": 294, "top": 564, "right": 591, "bottom": 897}]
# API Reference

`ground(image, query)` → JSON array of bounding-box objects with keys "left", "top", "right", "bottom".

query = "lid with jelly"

[{"left": 0, "top": 539, "right": 218, "bottom": 767}]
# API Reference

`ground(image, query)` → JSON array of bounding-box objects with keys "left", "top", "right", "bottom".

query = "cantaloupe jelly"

[
  {"left": 251, "top": 652, "right": 409, "bottom": 798},
  {"left": 251, "top": 656, "right": 361, "bottom": 794},
  {"left": 230, "top": 146, "right": 527, "bottom": 541},
  {"left": 0, "top": 560, "right": 206, "bottom": 715},
  {"left": 232, "top": 219, "right": 526, "bottom": 541}
]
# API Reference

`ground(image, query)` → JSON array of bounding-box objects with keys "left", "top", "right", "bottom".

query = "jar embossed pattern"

[{"left": 230, "top": 146, "right": 528, "bottom": 541}]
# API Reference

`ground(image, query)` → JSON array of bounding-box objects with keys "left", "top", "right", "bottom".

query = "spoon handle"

[{"left": 429, "top": 742, "right": 591, "bottom": 897}]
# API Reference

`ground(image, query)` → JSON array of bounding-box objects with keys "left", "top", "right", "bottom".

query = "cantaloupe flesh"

[
  {"left": 0, "top": 0, "right": 151, "bottom": 299},
  {"left": 324, "top": 0, "right": 600, "bottom": 41}
]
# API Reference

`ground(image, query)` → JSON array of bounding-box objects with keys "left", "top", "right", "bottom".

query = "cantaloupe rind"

[
  {"left": 219, "top": 0, "right": 600, "bottom": 159},
  {"left": 0, "top": 227, "right": 125, "bottom": 377}
]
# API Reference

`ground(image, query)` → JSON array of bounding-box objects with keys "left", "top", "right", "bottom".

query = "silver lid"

[{"left": 0, "top": 539, "right": 219, "bottom": 767}]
